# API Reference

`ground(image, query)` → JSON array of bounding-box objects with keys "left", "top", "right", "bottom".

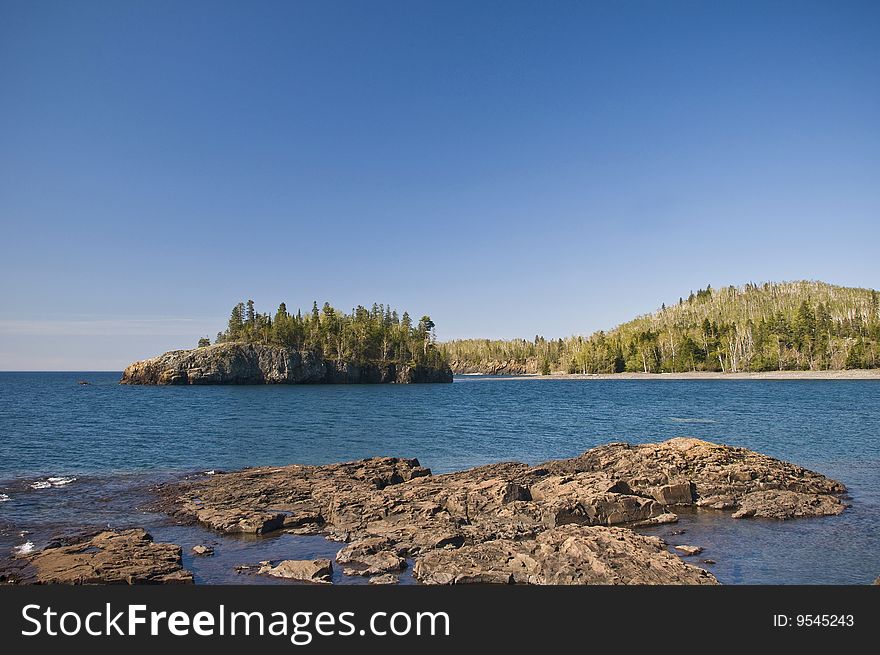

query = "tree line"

[
  {"left": 442, "top": 281, "right": 880, "bottom": 373},
  {"left": 204, "top": 300, "right": 446, "bottom": 368}
]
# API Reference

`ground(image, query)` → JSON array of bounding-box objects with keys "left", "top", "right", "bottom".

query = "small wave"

[
  {"left": 669, "top": 417, "right": 716, "bottom": 424},
  {"left": 30, "top": 476, "right": 77, "bottom": 489},
  {"left": 204, "top": 470, "right": 217, "bottom": 476},
  {"left": 47, "top": 476, "right": 77, "bottom": 486},
  {"left": 0, "top": 494, "right": 9, "bottom": 502},
  {"left": 14, "top": 541, "right": 35, "bottom": 555}
]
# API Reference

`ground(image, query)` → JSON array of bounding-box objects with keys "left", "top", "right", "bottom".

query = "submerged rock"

[
  {"left": 2, "top": 529, "right": 192, "bottom": 585},
  {"left": 120, "top": 342, "right": 452, "bottom": 385}
]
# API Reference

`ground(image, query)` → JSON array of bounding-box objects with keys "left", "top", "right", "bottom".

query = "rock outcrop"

[
  {"left": 412, "top": 525, "right": 717, "bottom": 585},
  {"left": 541, "top": 437, "right": 847, "bottom": 519},
  {"left": 121, "top": 342, "right": 453, "bottom": 385},
  {"left": 155, "top": 437, "right": 847, "bottom": 585},
  {"left": 1, "top": 529, "right": 192, "bottom": 585},
  {"left": 450, "top": 358, "right": 539, "bottom": 375}
]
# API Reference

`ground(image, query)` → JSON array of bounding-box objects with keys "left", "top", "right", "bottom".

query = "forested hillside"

[
  {"left": 210, "top": 301, "right": 446, "bottom": 369},
  {"left": 442, "top": 281, "right": 880, "bottom": 374}
]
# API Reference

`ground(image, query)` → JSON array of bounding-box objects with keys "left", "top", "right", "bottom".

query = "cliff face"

[
  {"left": 449, "top": 357, "right": 539, "bottom": 375},
  {"left": 120, "top": 343, "right": 453, "bottom": 385}
]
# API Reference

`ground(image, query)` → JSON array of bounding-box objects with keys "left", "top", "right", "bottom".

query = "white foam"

[
  {"left": 204, "top": 470, "right": 216, "bottom": 476},
  {"left": 0, "top": 494, "right": 9, "bottom": 502},
  {"left": 669, "top": 417, "right": 716, "bottom": 424},
  {"left": 47, "top": 476, "right": 77, "bottom": 486},
  {"left": 30, "top": 476, "right": 77, "bottom": 489},
  {"left": 14, "top": 541, "right": 35, "bottom": 555}
]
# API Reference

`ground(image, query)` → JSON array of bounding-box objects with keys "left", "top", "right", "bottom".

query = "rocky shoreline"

[
  {"left": 121, "top": 342, "right": 453, "bottom": 385},
  {"left": 1, "top": 438, "right": 849, "bottom": 585}
]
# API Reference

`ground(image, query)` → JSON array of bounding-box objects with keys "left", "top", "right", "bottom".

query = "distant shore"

[{"left": 457, "top": 369, "right": 880, "bottom": 380}]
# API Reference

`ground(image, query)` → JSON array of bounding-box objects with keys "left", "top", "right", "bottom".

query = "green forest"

[
  {"left": 441, "top": 281, "right": 880, "bottom": 374},
  {"left": 209, "top": 301, "right": 446, "bottom": 369}
]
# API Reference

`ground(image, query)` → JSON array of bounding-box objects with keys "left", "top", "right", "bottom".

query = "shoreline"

[
  {"left": 2, "top": 437, "right": 850, "bottom": 585},
  {"left": 457, "top": 369, "right": 880, "bottom": 380}
]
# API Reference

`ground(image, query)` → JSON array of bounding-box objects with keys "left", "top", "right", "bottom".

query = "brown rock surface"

[
  {"left": 541, "top": 437, "right": 847, "bottom": 519},
  {"left": 412, "top": 525, "right": 718, "bottom": 585},
  {"left": 153, "top": 437, "right": 846, "bottom": 585},
  {"left": 258, "top": 559, "right": 332, "bottom": 582},
  {"left": 2, "top": 529, "right": 192, "bottom": 585},
  {"left": 336, "top": 538, "right": 407, "bottom": 576}
]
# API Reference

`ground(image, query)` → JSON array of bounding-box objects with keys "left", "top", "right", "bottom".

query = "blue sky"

[{"left": 1, "top": 0, "right": 878, "bottom": 370}]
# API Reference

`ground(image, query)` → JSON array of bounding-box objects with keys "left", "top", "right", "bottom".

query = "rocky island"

[
  {"left": 121, "top": 299, "right": 453, "bottom": 384},
  {"left": 121, "top": 342, "right": 452, "bottom": 385},
  {"left": 3, "top": 438, "right": 848, "bottom": 585}
]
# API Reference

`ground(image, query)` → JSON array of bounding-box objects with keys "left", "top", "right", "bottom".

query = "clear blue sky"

[{"left": 1, "top": 0, "right": 878, "bottom": 370}]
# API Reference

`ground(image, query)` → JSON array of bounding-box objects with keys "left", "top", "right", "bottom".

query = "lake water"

[{"left": 1, "top": 372, "right": 877, "bottom": 584}]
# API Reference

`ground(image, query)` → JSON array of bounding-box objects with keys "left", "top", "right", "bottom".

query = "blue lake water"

[{"left": 0, "top": 372, "right": 877, "bottom": 584}]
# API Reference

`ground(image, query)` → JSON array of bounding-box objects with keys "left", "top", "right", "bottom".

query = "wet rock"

[
  {"left": 2, "top": 529, "right": 192, "bottom": 585},
  {"left": 631, "top": 512, "right": 679, "bottom": 527},
  {"left": 673, "top": 545, "right": 704, "bottom": 556},
  {"left": 191, "top": 545, "right": 214, "bottom": 556},
  {"left": 697, "top": 495, "right": 738, "bottom": 510},
  {"left": 413, "top": 526, "right": 718, "bottom": 585},
  {"left": 368, "top": 574, "right": 400, "bottom": 585},
  {"left": 258, "top": 559, "right": 332, "bottom": 583}
]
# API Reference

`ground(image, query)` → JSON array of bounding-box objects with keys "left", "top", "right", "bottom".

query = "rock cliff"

[
  {"left": 120, "top": 342, "right": 453, "bottom": 385},
  {"left": 450, "top": 357, "right": 539, "bottom": 375}
]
